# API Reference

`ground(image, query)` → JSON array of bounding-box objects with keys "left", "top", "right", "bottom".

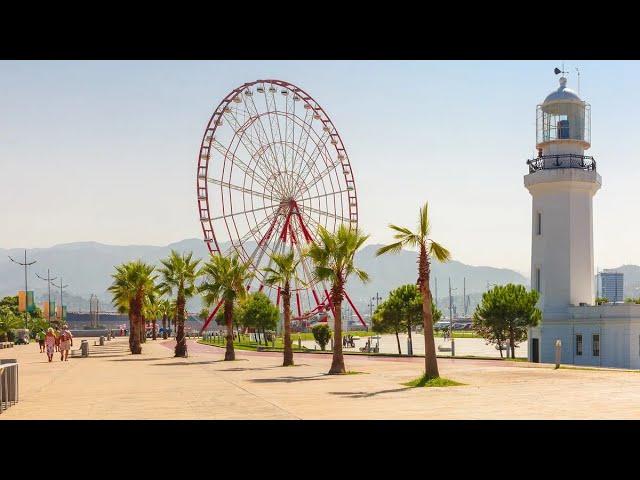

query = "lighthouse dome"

[{"left": 543, "top": 77, "right": 582, "bottom": 104}]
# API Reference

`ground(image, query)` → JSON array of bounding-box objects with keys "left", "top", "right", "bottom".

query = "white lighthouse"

[
  {"left": 525, "top": 76, "right": 601, "bottom": 318},
  {"left": 526, "top": 74, "right": 640, "bottom": 368}
]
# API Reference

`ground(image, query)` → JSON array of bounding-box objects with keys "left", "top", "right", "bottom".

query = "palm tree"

[
  {"left": 306, "top": 224, "right": 369, "bottom": 374},
  {"left": 143, "top": 292, "right": 160, "bottom": 340},
  {"left": 376, "top": 202, "right": 451, "bottom": 379},
  {"left": 157, "top": 250, "right": 201, "bottom": 357},
  {"left": 199, "top": 254, "right": 253, "bottom": 361},
  {"left": 158, "top": 298, "right": 173, "bottom": 339},
  {"left": 263, "top": 251, "right": 303, "bottom": 367},
  {"left": 108, "top": 260, "right": 157, "bottom": 354}
]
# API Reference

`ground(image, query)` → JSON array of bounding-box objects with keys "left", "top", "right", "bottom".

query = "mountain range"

[{"left": 1, "top": 238, "right": 530, "bottom": 314}]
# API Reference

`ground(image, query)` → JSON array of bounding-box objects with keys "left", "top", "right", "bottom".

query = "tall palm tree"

[
  {"left": 376, "top": 202, "right": 451, "bottom": 379},
  {"left": 143, "top": 292, "right": 160, "bottom": 340},
  {"left": 306, "top": 224, "right": 369, "bottom": 374},
  {"left": 199, "top": 254, "right": 253, "bottom": 361},
  {"left": 158, "top": 298, "right": 173, "bottom": 339},
  {"left": 263, "top": 251, "right": 303, "bottom": 367},
  {"left": 157, "top": 250, "right": 201, "bottom": 357},
  {"left": 108, "top": 260, "right": 157, "bottom": 354}
]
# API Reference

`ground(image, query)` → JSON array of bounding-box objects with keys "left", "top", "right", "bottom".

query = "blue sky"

[{"left": 1, "top": 60, "right": 639, "bottom": 275}]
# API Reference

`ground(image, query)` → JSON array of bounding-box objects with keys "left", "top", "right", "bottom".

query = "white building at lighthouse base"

[{"left": 528, "top": 304, "right": 640, "bottom": 369}]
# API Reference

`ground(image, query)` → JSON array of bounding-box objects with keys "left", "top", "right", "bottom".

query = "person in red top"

[{"left": 59, "top": 325, "right": 73, "bottom": 361}]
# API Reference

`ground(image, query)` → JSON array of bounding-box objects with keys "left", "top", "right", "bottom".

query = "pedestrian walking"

[
  {"left": 54, "top": 328, "right": 61, "bottom": 352},
  {"left": 45, "top": 328, "right": 56, "bottom": 362},
  {"left": 37, "top": 329, "right": 46, "bottom": 353},
  {"left": 59, "top": 325, "right": 73, "bottom": 361}
]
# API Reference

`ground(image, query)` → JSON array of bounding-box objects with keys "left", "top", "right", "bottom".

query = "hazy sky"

[{"left": 1, "top": 60, "right": 638, "bottom": 275}]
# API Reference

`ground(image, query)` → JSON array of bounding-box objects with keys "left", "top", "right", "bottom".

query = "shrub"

[{"left": 312, "top": 323, "right": 332, "bottom": 351}]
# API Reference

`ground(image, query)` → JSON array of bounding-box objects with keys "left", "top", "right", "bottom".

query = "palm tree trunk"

[
  {"left": 283, "top": 285, "right": 293, "bottom": 366},
  {"left": 162, "top": 314, "right": 168, "bottom": 339},
  {"left": 420, "top": 245, "right": 440, "bottom": 378},
  {"left": 224, "top": 298, "right": 235, "bottom": 361},
  {"left": 329, "top": 283, "right": 346, "bottom": 374},
  {"left": 174, "top": 293, "right": 187, "bottom": 357},
  {"left": 152, "top": 318, "right": 157, "bottom": 340},
  {"left": 407, "top": 321, "right": 413, "bottom": 356},
  {"left": 130, "top": 297, "right": 142, "bottom": 355},
  {"left": 140, "top": 316, "right": 146, "bottom": 343},
  {"left": 128, "top": 313, "right": 134, "bottom": 352}
]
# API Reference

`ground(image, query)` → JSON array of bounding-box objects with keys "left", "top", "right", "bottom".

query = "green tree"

[
  {"left": 0, "top": 306, "right": 22, "bottom": 342},
  {"left": 108, "top": 260, "right": 157, "bottom": 354},
  {"left": 199, "top": 254, "right": 253, "bottom": 361},
  {"left": 312, "top": 323, "right": 332, "bottom": 351},
  {"left": 215, "top": 302, "right": 245, "bottom": 342},
  {"left": 0, "top": 296, "right": 20, "bottom": 316},
  {"left": 376, "top": 202, "right": 451, "bottom": 379},
  {"left": 473, "top": 284, "right": 541, "bottom": 358},
  {"left": 372, "top": 299, "right": 403, "bottom": 354},
  {"left": 263, "top": 251, "right": 302, "bottom": 366},
  {"left": 306, "top": 224, "right": 369, "bottom": 374},
  {"left": 387, "top": 284, "right": 424, "bottom": 355},
  {"left": 240, "top": 292, "right": 279, "bottom": 347},
  {"left": 157, "top": 250, "right": 201, "bottom": 357},
  {"left": 27, "top": 315, "right": 50, "bottom": 339}
]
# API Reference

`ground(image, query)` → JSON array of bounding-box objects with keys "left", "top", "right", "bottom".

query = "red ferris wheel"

[{"left": 197, "top": 79, "right": 365, "bottom": 331}]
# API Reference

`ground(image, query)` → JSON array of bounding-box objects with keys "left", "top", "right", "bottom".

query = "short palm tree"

[
  {"left": 199, "top": 254, "right": 253, "bottom": 361},
  {"left": 108, "top": 260, "right": 157, "bottom": 354},
  {"left": 376, "top": 202, "right": 451, "bottom": 379},
  {"left": 263, "top": 251, "right": 303, "bottom": 366},
  {"left": 306, "top": 224, "right": 369, "bottom": 374},
  {"left": 143, "top": 292, "right": 160, "bottom": 340},
  {"left": 158, "top": 298, "right": 173, "bottom": 339},
  {"left": 157, "top": 250, "right": 201, "bottom": 357}
]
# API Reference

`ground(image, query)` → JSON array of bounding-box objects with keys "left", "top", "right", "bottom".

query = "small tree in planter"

[{"left": 312, "top": 323, "right": 332, "bottom": 351}]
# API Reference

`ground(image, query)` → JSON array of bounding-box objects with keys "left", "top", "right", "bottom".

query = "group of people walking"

[{"left": 36, "top": 325, "right": 74, "bottom": 362}]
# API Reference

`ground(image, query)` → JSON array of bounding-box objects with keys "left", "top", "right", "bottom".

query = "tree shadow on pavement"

[
  {"left": 328, "top": 387, "right": 411, "bottom": 398},
  {"left": 219, "top": 363, "right": 310, "bottom": 372},
  {"left": 108, "top": 357, "right": 172, "bottom": 362},
  {"left": 150, "top": 359, "right": 248, "bottom": 366},
  {"left": 249, "top": 374, "right": 328, "bottom": 384}
]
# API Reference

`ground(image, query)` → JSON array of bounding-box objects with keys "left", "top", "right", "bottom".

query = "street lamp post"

[
  {"left": 448, "top": 278, "right": 457, "bottom": 357},
  {"left": 8, "top": 250, "right": 37, "bottom": 328},
  {"left": 51, "top": 278, "right": 69, "bottom": 325},
  {"left": 370, "top": 292, "right": 382, "bottom": 332},
  {"left": 36, "top": 269, "right": 57, "bottom": 322}
]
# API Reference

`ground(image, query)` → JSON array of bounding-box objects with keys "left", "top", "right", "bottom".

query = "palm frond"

[
  {"left": 376, "top": 242, "right": 404, "bottom": 256},
  {"left": 429, "top": 240, "right": 451, "bottom": 262}
]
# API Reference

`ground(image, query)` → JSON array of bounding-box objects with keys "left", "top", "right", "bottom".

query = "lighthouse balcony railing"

[{"left": 527, "top": 154, "right": 596, "bottom": 174}]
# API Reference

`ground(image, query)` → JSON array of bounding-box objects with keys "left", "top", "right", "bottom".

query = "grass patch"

[
  {"left": 198, "top": 339, "right": 307, "bottom": 353},
  {"left": 403, "top": 374, "right": 465, "bottom": 388},
  {"left": 346, "top": 370, "right": 368, "bottom": 375},
  {"left": 504, "top": 357, "right": 528, "bottom": 362}
]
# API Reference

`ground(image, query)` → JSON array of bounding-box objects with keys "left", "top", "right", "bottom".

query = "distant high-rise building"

[{"left": 600, "top": 271, "right": 624, "bottom": 303}]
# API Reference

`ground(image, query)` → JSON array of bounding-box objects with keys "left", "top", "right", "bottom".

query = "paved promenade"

[{"left": 2, "top": 337, "right": 640, "bottom": 419}]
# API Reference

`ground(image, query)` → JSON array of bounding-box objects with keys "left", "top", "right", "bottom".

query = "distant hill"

[{"left": 1, "top": 239, "right": 529, "bottom": 315}]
